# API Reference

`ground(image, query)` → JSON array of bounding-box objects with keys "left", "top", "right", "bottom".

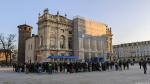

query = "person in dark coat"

[
  {"left": 126, "top": 59, "right": 130, "bottom": 70},
  {"left": 101, "top": 62, "right": 106, "bottom": 71},
  {"left": 59, "top": 63, "right": 63, "bottom": 72},
  {"left": 118, "top": 60, "right": 122, "bottom": 71},
  {"left": 139, "top": 60, "right": 142, "bottom": 69},
  {"left": 110, "top": 61, "right": 114, "bottom": 70},
  {"left": 66, "top": 62, "right": 70, "bottom": 73},
  {"left": 88, "top": 62, "right": 92, "bottom": 72},
  {"left": 123, "top": 59, "right": 126, "bottom": 70},
  {"left": 114, "top": 61, "right": 118, "bottom": 71},
  {"left": 142, "top": 59, "right": 147, "bottom": 74}
]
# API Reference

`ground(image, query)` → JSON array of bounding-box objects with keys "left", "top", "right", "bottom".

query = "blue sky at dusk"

[{"left": 0, "top": 0, "right": 150, "bottom": 45}]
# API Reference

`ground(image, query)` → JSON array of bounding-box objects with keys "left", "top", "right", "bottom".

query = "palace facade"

[{"left": 17, "top": 8, "right": 113, "bottom": 63}]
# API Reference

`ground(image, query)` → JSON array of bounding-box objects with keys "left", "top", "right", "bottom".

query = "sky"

[{"left": 0, "top": 0, "right": 150, "bottom": 45}]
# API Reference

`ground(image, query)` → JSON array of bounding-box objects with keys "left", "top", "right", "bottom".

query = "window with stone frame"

[
  {"left": 68, "top": 37, "right": 72, "bottom": 49},
  {"left": 50, "top": 34, "right": 56, "bottom": 48},
  {"left": 60, "top": 35, "right": 65, "bottom": 49},
  {"left": 50, "top": 37, "right": 56, "bottom": 48}
]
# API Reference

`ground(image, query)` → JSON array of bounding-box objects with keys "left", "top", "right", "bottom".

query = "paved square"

[{"left": 0, "top": 65, "right": 150, "bottom": 84}]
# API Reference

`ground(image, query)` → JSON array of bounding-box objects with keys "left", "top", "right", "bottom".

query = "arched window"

[{"left": 60, "top": 35, "right": 65, "bottom": 49}]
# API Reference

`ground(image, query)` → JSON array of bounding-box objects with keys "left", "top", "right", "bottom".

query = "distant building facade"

[
  {"left": 113, "top": 41, "right": 150, "bottom": 61},
  {"left": 17, "top": 8, "right": 113, "bottom": 63}
]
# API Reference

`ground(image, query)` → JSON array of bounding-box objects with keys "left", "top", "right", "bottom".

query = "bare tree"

[{"left": 0, "top": 33, "right": 16, "bottom": 65}]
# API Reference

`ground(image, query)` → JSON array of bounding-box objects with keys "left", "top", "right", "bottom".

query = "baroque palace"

[{"left": 17, "top": 8, "right": 113, "bottom": 63}]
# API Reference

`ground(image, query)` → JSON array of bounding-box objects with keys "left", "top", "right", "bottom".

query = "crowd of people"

[
  {"left": 11, "top": 58, "right": 150, "bottom": 74},
  {"left": 12, "top": 59, "right": 131, "bottom": 74}
]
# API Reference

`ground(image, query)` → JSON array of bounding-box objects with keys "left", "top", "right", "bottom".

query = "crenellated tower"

[{"left": 17, "top": 24, "right": 32, "bottom": 64}]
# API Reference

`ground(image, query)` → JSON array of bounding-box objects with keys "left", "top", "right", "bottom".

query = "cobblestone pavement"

[{"left": 0, "top": 65, "right": 150, "bottom": 84}]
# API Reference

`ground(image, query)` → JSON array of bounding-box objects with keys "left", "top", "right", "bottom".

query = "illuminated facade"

[
  {"left": 0, "top": 49, "right": 12, "bottom": 62},
  {"left": 23, "top": 8, "right": 113, "bottom": 63},
  {"left": 73, "top": 17, "right": 113, "bottom": 61}
]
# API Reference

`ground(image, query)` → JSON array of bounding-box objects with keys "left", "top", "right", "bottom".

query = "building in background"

[
  {"left": 0, "top": 49, "right": 12, "bottom": 63},
  {"left": 113, "top": 41, "right": 150, "bottom": 61},
  {"left": 18, "top": 8, "right": 113, "bottom": 63}
]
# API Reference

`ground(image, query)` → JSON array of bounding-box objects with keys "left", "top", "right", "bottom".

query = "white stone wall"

[{"left": 25, "top": 37, "right": 35, "bottom": 63}]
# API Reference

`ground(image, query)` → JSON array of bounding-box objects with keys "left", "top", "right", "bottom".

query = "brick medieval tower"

[{"left": 17, "top": 24, "right": 32, "bottom": 64}]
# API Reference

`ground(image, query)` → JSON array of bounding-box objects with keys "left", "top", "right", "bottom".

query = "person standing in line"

[
  {"left": 88, "top": 62, "right": 92, "bottom": 72},
  {"left": 118, "top": 60, "right": 122, "bottom": 71},
  {"left": 48, "top": 63, "right": 52, "bottom": 74},
  {"left": 25, "top": 63, "right": 29, "bottom": 74},
  {"left": 59, "top": 63, "right": 63, "bottom": 72},
  {"left": 126, "top": 59, "right": 130, "bottom": 70},
  {"left": 114, "top": 61, "right": 118, "bottom": 71},
  {"left": 123, "top": 59, "right": 126, "bottom": 70}
]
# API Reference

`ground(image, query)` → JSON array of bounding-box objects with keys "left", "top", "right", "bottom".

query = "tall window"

[
  {"left": 68, "top": 37, "right": 72, "bottom": 49},
  {"left": 50, "top": 38, "right": 56, "bottom": 48},
  {"left": 60, "top": 35, "right": 65, "bottom": 49},
  {"left": 50, "top": 34, "right": 56, "bottom": 48},
  {"left": 40, "top": 36, "right": 43, "bottom": 47}
]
